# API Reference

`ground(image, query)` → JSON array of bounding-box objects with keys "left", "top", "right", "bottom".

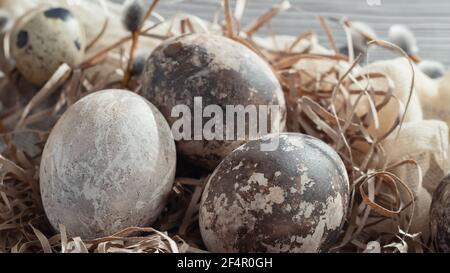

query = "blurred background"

[{"left": 135, "top": 0, "right": 450, "bottom": 67}]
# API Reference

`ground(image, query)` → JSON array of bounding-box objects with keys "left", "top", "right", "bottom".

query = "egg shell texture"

[
  {"left": 11, "top": 7, "right": 85, "bottom": 86},
  {"left": 40, "top": 90, "right": 176, "bottom": 239},
  {"left": 142, "top": 33, "right": 286, "bottom": 170},
  {"left": 199, "top": 133, "right": 349, "bottom": 253},
  {"left": 430, "top": 174, "right": 450, "bottom": 252}
]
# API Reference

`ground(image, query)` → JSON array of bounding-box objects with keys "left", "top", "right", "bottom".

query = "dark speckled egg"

[
  {"left": 11, "top": 7, "right": 85, "bottom": 86},
  {"left": 142, "top": 33, "right": 286, "bottom": 170},
  {"left": 199, "top": 133, "right": 349, "bottom": 253},
  {"left": 430, "top": 174, "right": 450, "bottom": 252}
]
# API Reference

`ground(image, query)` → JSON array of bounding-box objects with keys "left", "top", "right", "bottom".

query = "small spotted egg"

[
  {"left": 430, "top": 174, "right": 450, "bottom": 252},
  {"left": 199, "top": 133, "right": 350, "bottom": 253},
  {"left": 11, "top": 7, "right": 85, "bottom": 86},
  {"left": 40, "top": 90, "right": 176, "bottom": 239},
  {"left": 142, "top": 33, "right": 286, "bottom": 170}
]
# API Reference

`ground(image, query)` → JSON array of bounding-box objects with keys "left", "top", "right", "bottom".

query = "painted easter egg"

[
  {"left": 142, "top": 33, "right": 286, "bottom": 170},
  {"left": 430, "top": 174, "right": 450, "bottom": 252},
  {"left": 11, "top": 7, "right": 85, "bottom": 86},
  {"left": 199, "top": 133, "right": 349, "bottom": 252},
  {"left": 40, "top": 89, "right": 176, "bottom": 239}
]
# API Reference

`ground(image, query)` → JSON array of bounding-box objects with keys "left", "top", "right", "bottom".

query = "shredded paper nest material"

[{"left": 0, "top": 0, "right": 449, "bottom": 253}]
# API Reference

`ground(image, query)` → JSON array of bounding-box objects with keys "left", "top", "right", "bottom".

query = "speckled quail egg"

[
  {"left": 199, "top": 133, "right": 350, "bottom": 253},
  {"left": 142, "top": 33, "right": 286, "bottom": 170},
  {"left": 40, "top": 90, "right": 176, "bottom": 239},
  {"left": 430, "top": 174, "right": 450, "bottom": 252},
  {"left": 11, "top": 7, "right": 85, "bottom": 86}
]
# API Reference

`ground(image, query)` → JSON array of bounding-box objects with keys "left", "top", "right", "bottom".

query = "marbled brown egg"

[
  {"left": 199, "top": 133, "right": 349, "bottom": 253},
  {"left": 142, "top": 33, "right": 286, "bottom": 170},
  {"left": 11, "top": 7, "right": 85, "bottom": 86},
  {"left": 430, "top": 174, "right": 450, "bottom": 252},
  {"left": 40, "top": 90, "right": 176, "bottom": 239}
]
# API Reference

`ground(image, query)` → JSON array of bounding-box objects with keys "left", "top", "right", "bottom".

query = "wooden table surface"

[{"left": 151, "top": 0, "right": 450, "bottom": 67}]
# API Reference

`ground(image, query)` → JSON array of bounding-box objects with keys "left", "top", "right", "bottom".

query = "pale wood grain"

[{"left": 150, "top": 0, "right": 450, "bottom": 67}]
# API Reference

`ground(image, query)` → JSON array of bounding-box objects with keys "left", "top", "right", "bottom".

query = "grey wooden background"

[{"left": 146, "top": 0, "right": 450, "bottom": 67}]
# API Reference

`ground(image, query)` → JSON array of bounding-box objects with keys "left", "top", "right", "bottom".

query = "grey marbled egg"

[
  {"left": 430, "top": 174, "right": 450, "bottom": 252},
  {"left": 11, "top": 7, "right": 85, "bottom": 86},
  {"left": 199, "top": 133, "right": 349, "bottom": 253},
  {"left": 142, "top": 33, "right": 286, "bottom": 170},
  {"left": 40, "top": 90, "right": 176, "bottom": 239}
]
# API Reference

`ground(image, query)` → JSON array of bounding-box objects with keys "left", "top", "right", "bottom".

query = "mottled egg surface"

[
  {"left": 430, "top": 174, "right": 450, "bottom": 252},
  {"left": 11, "top": 7, "right": 85, "bottom": 86},
  {"left": 142, "top": 33, "right": 286, "bottom": 170},
  {"left": 40, "top": 90, "right": 176, "bottom": 239},
  {"left": 199, "top": 133, "right": 349, "bottom": 253}
]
